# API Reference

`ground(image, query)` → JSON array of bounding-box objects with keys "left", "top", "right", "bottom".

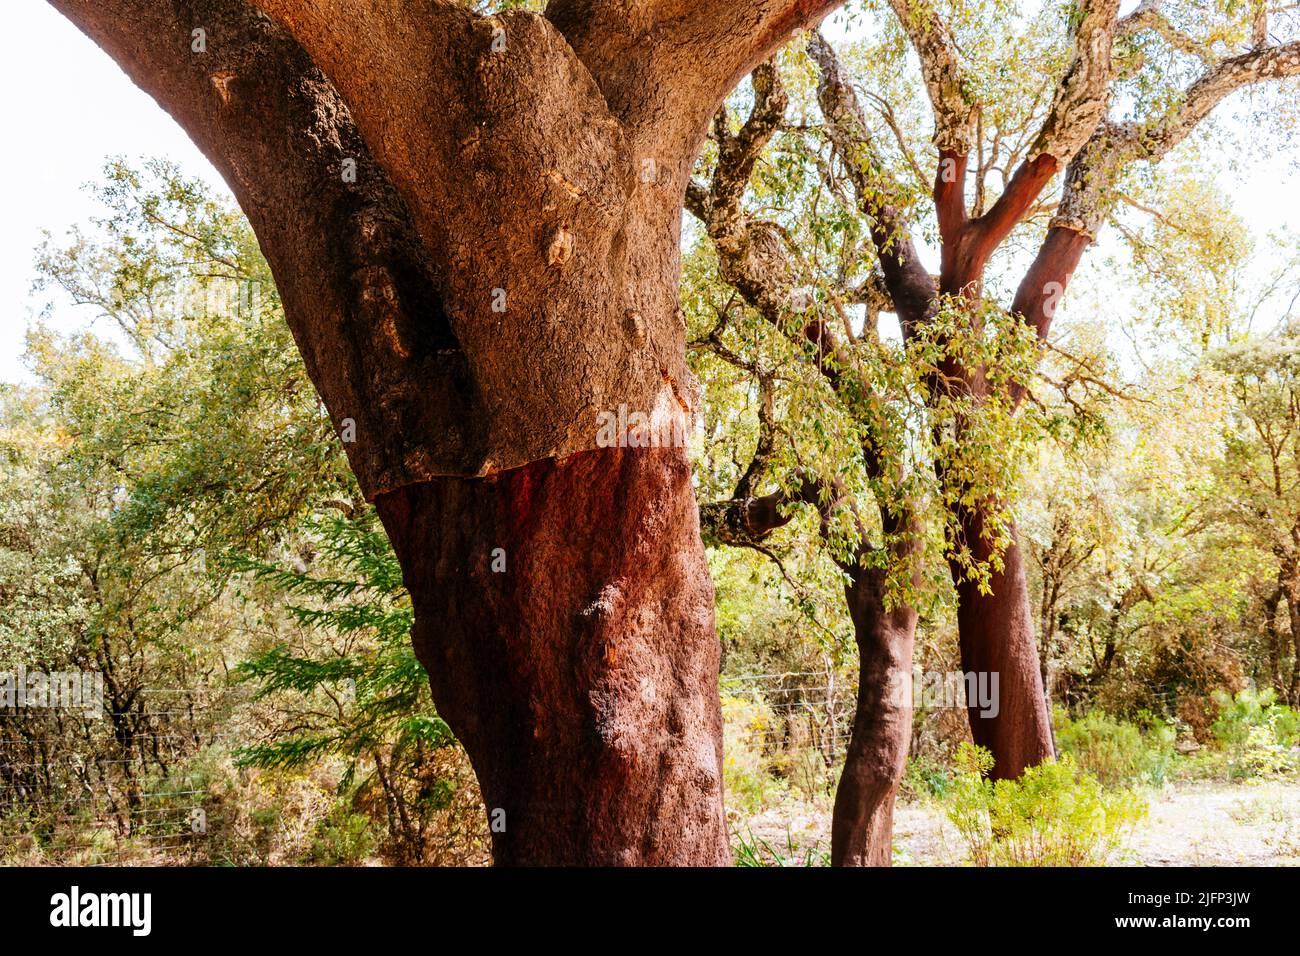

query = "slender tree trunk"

[
  {"left": 950, "top": 507, "right": 1054, "bottom": 780},
  {"left": 929, "top": 223, "right": 1087, "bottom": 781},
  {"left": 832, "top": 566, "right": 918, "bottom": 866},
  {"left": 1039, "top": 570, "right": 1062, "bottom": 704},
  {"left": 376, "top": 446, "right": 729, "bottom": 865},
  {"left": 1283, "top": 563, "right": 1300, "bottom": 708},
  {"left": 1263, "top": 587, "right": 1286, "bottom": 701},
  {"left": 699, "top": 478, "right": 922, "bottom": 866}
]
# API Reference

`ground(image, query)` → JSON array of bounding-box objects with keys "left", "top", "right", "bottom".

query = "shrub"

[
  {"left": 1211, "top": 689, "right": 1300, "bottom": 779},
  {"left": 773, "top": 744, "right": 832, "bottom": 803},
  {"left": 721, "top": 694, "right": 787, "bottom": 813},
  {"left": 944, "top": 744, "right": 1147, "bottom": 866},
  {"left": 901, "top": 753, "right": 956, "bottom": 801},
  {"left": 232, "top": 512, "right": 486, "bottom": 864},
  {"left": 1053, "top": 708, "right": 1175, "bottom": 787},
  {"left": 308, "top": 802, "right": 379, "bottom": 866}
]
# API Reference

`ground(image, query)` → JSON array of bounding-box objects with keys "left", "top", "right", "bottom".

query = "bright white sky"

[
  {"left": 3, "top": 1, "right": 1297, "bottom": 385},
  {"left": 1, "top": 2, "right": 222, "bottom": 382}
]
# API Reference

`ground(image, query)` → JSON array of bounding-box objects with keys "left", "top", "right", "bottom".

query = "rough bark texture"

[
  {"left": 950, "top": 517, "right": 1054, "bottom": 779},
  {"left": 50, "top": 0, "right": 850, "bottom": 865},
  {"left": 884, "top": 0, "right": 975, "bottom": 153},
  {"left": 52, "top": 0, "right": 849, "bottom": 497},
  {"left": 376, "top": 447, "right": 726, "bottom": 865},
  {"left": 831, "top": 552, "right": 919, "bottom": 865}
]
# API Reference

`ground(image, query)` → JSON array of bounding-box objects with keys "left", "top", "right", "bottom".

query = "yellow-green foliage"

[
  {"left": 721, "top": 694, "right": 787, "bottom": 814},
  {"left": 1053, "top": 708, "right": 1176, "bottom": 787},
  {"left": 1212, "top": 689, "right": 1300, "bottom": 778},
  {"left": 945, "top": 744, "right": 1147, "bottom": 866}
]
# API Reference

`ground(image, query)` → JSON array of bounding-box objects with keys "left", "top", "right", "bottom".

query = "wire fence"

[
  {"left": 2, "top": 671, "right": 855, "bottom": 864},
  {"left": 721, "top": 670, "right": 859, "bottom": 790},
  {"left": 0, "top": 684, "right": 244, "bottom": 865}
]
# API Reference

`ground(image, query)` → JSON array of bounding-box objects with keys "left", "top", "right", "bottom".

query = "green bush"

[
  {"left": 1053, "top": 708, "right": 1175, "bottom": 787},
  {"left": 308, "top": 802, "right": 378, "bottom": 866},
  {"left": 1211, "top": 689, "right": 1300, "bottom": 779},
  {"left": 901, "top": 753, "right": 956, "bottom": 801},
  {"left": 721, "top": 694, "right": 787, "bottom": 813},
  {"left": 944, "top": 744, "right": 1147, "bottom": 866}
]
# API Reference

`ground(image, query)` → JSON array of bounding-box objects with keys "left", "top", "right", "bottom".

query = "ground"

[{"left": 738, "top": 777, "right": 1300, "bottom": 866}]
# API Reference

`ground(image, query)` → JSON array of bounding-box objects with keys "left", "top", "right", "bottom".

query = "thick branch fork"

[{"left": 52, "top": 0, "right": 847, "bottom": 497}]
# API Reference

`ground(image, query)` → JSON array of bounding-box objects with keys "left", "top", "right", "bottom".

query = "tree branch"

[
  {"left": 1013, "top": 33, "right": 1300, "bottom": 394},
  {"left": 1054, "top": 39, "right": 1300, "bottom": 238},
  {"left": 699, "top": 473, "right": 826, "bottom": 547},
  {"left": 546, "top": 0, "right": 849, "bottom": 162},
  {"left": 808, "top": 31, "right": 935, "bottom": 333},
  {"left": 932, "top": 0, "right": 1118, "bottom": 290},
  {"left": 686, "top": 59, "right": 867, "bottom": 405},
  {"left": 1028, "top": 0, "right": 1121, "bottom": 164},
  {"left": 704, "top": 60, "right": 789, "bottom": 244},
  {"left": 1119, "top": 0, "right": 1218, "bottom": 65},
  {"left": 884, "top": 0, "right": 975, "bottom": 152}
]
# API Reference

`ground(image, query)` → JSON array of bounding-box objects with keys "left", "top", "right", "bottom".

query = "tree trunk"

[
  {"left": 1038, "top": 569, "right": 1062, "bottom": 705},
  {"left": 929, "top": 222, "right": 1088, "bottom": 781},
  {"left": 375, "top": 446, "right": 729, "bottom": 865},
  {"left": 950, "top": 507, "right": 1055, "bottom": 780},
  {"left": 832, "top": 566, "right": 917, "bottom": 866},
  {"left": 698, "top": 475, "right": 923, "bottom": 866},
  {"left": 51, "top": 0, "right": 850, "bottom": 866},
  {"left": 1263, "top": 586, "right": 1286, "bottom": 702},
  {"left": 1283, "top": 563, "right": 1300, "bottom": 708}
]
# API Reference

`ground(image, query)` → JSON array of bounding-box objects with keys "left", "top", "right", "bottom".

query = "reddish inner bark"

[
  {"left": 375, "top": 446, "right": 729, "bottom": 865},
  {"left": 951, "top": 514, "right": 1054, "bottom": 779},
  {"left": 926, "top": 159, "right": 1084, "bottom": 782}
]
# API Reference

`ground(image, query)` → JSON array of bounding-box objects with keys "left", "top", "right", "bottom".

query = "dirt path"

[{"left": 739, "top": 777, "right": 1300, "bottom": 865}]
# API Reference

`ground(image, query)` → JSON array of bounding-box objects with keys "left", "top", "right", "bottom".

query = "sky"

[
  {"left": 1, "top": 2, "right": 223, "bottom": 383},
  {"left": 3, "top": 1, "right": 1298, "bottom": 386}
]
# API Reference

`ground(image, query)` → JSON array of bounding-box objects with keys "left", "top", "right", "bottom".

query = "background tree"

[
  {"left": 686, "top": 50, "right": 1047, "bottom": 862},
  {"left": 689, "top": 0, "right": 1300, "bottom": 781},
  {"left": 1208, "top": 334, "right": 1300, "bottom": 703},
  {"left": 1021, "top": 165, "right": 1300, "bottom": 728},
  {"left": 2, "top": 159, "right": 348, "bottom": 850},
  {"left": 3, "top": 159, "right": 493, "bottom": 865}
]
